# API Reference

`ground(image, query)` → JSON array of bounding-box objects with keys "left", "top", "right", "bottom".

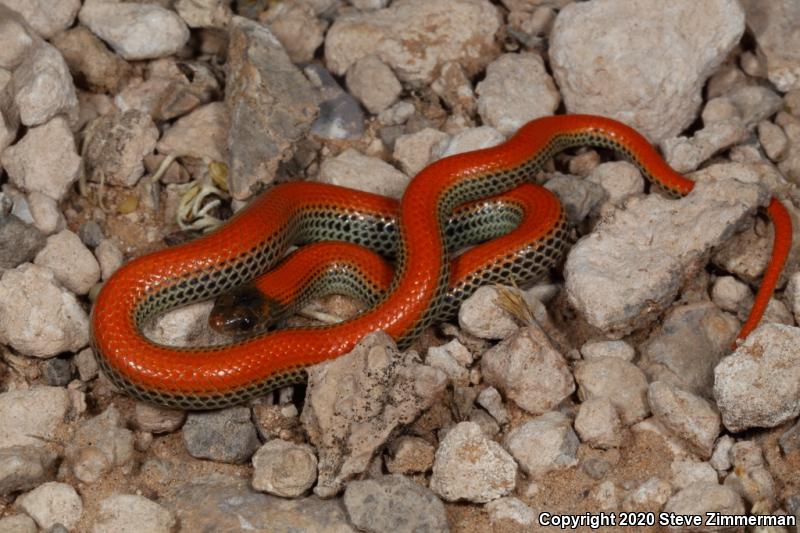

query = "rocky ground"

[{"left": 1, "top": 0, "right": 800, "bottom": 532}]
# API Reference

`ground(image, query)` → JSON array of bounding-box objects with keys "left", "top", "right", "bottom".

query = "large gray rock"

[
  {"left": 565, "top": 178, "right": 767, "bottom": 337},
  {"left": 550, "top": 0, "right": 744, "bottom": 143},
  {"left": 225, "top": 16, "right": 318, "bottom": 200},
  {"left": 0, "top": 264, "right": 90, "bottom": 357},
  {"left": 325, "top": 0, "right": 501, "bottom": 85},
  {"left": 714, "top": 324, "right": 800, "bottom": 432},
  {"left": 301, "top": 332, "right": 447, "bottom": 497}
]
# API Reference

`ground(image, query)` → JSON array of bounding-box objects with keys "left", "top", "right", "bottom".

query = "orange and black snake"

[{"left": 91, "top": 115, "right": 793, "bottom": 409}]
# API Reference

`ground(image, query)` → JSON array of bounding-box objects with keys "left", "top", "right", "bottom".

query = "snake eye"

[{"left": 238, "top": 313, "right": 255, "bottom": 331}]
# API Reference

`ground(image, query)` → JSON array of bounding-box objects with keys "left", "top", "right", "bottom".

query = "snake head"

[{"left": 208, "top": 285, "right": 281, "bottom": 335}]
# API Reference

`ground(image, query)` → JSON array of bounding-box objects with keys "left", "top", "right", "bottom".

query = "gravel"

[{"left": 1, "top": 0, "right": 798, "bottom": 528}]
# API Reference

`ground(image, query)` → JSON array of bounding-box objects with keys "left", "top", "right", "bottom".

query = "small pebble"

[
  {"left": 586, "top": 161, "right": 645, "bottom": 205},
  {"left": 83, "top": 110, "right": 160, "bottom": 188},
  {"left": 574, "top": 397, "right": 622, "bottom": 449},
  {"left": 434, "top": 126, "right": 504, "bottom": 158},
  {"left": 589, "top": 480, "right": 619, "bottom": 511},
  {"left": 251, "top": 439, "right": 317, "bottom": 498},
  {"left": 17, "top": 482, "right": 83, "bottom": 531},
  {"left": 714, "top": 324, "right": 800, "bottom": 432},
  {"left": 724, "top": 440, "right": 776, "bottom": 508},
  {"left": 74, "top": 348, "right": 99, "bottom": 381},
  {"left": 0, "top": 386, "right": 71, "bottom": 449},
  {"left": 393, "top": 127, "right": 449, "bottom": 176},
  {"left": 640, "top": 302, "right": 738, "bottom": 398},
  {"left": 378, "top": 101, "right": 416, "bottom": 126},
  {"left": 710, "top": 275, "right": 752, "bottom": 318},
  {"left": 567, "top": 151, "right": 602, "bottom": 177},
  {"left": 430, "top": 421, "right": 517, "bottom": 503},
  {"left": 581, "top": 457, "right": 612, "bottom": 480},
  {"left": 0, "top": 4, "right": 37, "bottom": 69},
  {"left": 34, "top": 230, "right": 101, "bottom": 295},
  {"left": 485, "top": 496, "right": 536, "bottom": 527},
  {"left": 621, "top": 477, "right": 672, "bottom": 512},
  {"left": 344, "top": 474, "right": 449, "bottom": 533},
  {"left": 574, "top": 357, "right": 650, "bottom": 426},
  {"left": 425, "top": 344, "right": 469, "bottom": 387},
  {"left": 0, "top": 214, "right": 45, "bottom": 270},
  {"left": 648, "top": 381, "right": 721, "bottom": 459},
  {"left": 262, "top": 2, "right": 324, "bottom": 63},
  {"left": 182, "top": 407, "right": 260, "bottom": 464},
  {"left": 481, "top": 324, "right": 575, "bottom": 415},
  {"left": 252, "top": 403, "right": 301, "bottom": 442},
  {"left": 758, "top": 120, "right": 789, "bottom": 162},
  {"left": 544, "top": 173, "right": 606, "bottom": 223},
  {"left": 92, "top": 494, "right": 177, "bottom": 533},
  {"left": 580, "top": 340, "right": 635, "bottom": 362},
  {"left": 476, "top": 387, "right": 509, "bottom": 425},
  {"left": 663, "top": 482, "right": 744, "bottom": 525},
  {"left": 12, "top": 43, "right": 78, "bottom": 127},
  {"left": 95, "top": 239, "right": 124, "bottom": 281},
  {"left": 346, "top": 55, "right": 402, "bottom": 114},
  {"left": 384, "top": 436, "right": 435, "bottom": 475},
  {"left": 670, "top": 459, "right": 718, "bottom": 490},
  {"left": 0, "top": 514, "right": 38, "bottom": 533},
  {"left": 469, "top": 408, "right": 501, "bottom": 440},
  {"left": 2, "top": 117, "right": 82, "bottom": 202},
  {"left": 710, "top": 435, "right": 735, "bottom": 472},
  {"left": 504, "top": 411, "right": 579, "bottom": 478},
  {"left": 78, "top": 221, "right": 106, "bottom": 249},
  {"left": 779, "top": 419, "right": 800, "bottom": 455},
  {"left": 0, "top": 446, "right": 57, "bottom": 495},
  {"left": 65, "top": 406, "right": 134, "bottom": 484},
  {"left": 27, "top": 192, "right": 65, "bottom": 236},
  {"left": 79, "top": 1, "right": 190, "bottom": 60},
  {"left": 476, "top": 53, "right": 559, "bottom": 135},
  {"left": 134, "top": 403, "right": 186, "bottom": 434},
  {"left": 319, "top": 148, "right": 409, "bottom": 199},
  {"left": 43, "top": 358, "right": 72, "bottom": 386},
  {"left": 52, "top": 26, "right": 132, "bottom": 94},
  {"left": 458, "top": 285, "right": 521, "bottom": 339}
]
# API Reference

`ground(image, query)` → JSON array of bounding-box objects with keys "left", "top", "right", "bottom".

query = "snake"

[{"left": 91, "top": 114, "right": 793, "bottom": 410}]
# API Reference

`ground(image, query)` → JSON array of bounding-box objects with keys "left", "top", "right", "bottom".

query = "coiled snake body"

[{"left": 91, "top": 115, "right": 792, "bottom": 409}]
